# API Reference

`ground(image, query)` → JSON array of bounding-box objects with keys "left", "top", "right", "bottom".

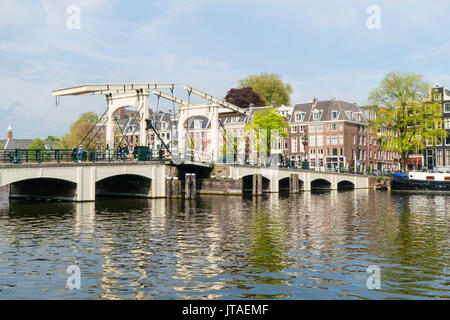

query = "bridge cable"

[
  {"left": 76, "top": 108, "right": 109, "bottom": 150},
  {"left": 186, "top": 88, "right": 193, "bottom": 158},
  {"left": 169, "top": 85, "right": 176, "bottom": 151},
  {"left": 113, "top": 90, "right": 145, "bottom": 159},
  {"left": 218, "top": 119, "right": 245, "bottom": 164}
]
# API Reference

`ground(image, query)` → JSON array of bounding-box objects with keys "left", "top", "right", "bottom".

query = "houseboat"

[{"left": 391, "top": 171, "right": 450, "bottom": 192}]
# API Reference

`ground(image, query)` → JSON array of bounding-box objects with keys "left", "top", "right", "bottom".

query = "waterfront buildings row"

[{"left": 7, "top": 83, "right": 450, "bottom": 173}]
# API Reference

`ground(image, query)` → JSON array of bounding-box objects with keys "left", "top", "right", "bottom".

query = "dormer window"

[
  {"left": 295, "top": 112, "right": 305, "bottom": 122},
  {"left": 312, "top": 110, "right": 323, "bottom": 121},
  {"left": 331, "top": 110, "right": 340, "bottom": 120},
  {"left": 345, "top": 111, "right": 352, "bottom": 120}
]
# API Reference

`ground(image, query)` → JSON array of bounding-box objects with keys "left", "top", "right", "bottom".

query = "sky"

[{"left": 1, "top": 0, "right": 450, "bottom": 139}]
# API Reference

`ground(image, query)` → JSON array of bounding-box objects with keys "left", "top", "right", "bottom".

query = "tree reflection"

[{"left": 371, "top": 194, "right": 450, "bottom": 298}]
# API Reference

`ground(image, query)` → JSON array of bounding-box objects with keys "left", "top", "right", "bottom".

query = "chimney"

[
  {"left": 6, "top": 124, "right": 12, "bottom": 139},
  {"left": 312, "top": 97, "right": 318, "bottom": 108}
]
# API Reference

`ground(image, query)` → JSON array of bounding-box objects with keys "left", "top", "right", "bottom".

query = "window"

[
  {"left": 339, "top": 134, "right": 343, "bottom": 145},
  {"left": 331, "top": 123, "right": 337, "bottom": 131},
  {"left": 331, "top": 110, "right": 339, "bottom": 119},
  {"left": 331, "top": 134, "right": 338, "bottom": 145},
  {"left": 326, "top": 124, "right": 330, "bottom": 131},
  {"left": 167, "top": 133, "right": 170, "bottom": 140},
  {"left": 309, "top": 125, "right": 316, "bottom": 132},
  {"left": 295, "top": 112, "right": 305, "bottom": 122},
  {"left": 291, "top": 126, "right": 297, "bottom": 133},
  {"left": 437, "top": 150, "right": 443, "bottom": 166},
  {"left": 326, "top": 135, "right": 330, "bottom": 145},
  {"left": 317, "top": 124, "right": 323, "bottom": 132},
  {"left": 317, "top": 135, "right": 323, "bottom": 146},
  {"left": 339, "top": 123, "right": 343, "bottom": 131},
  {"left": 313, "top": 110, "right": 323, "bottom": 121},
  {"left": 310, "top": 135, "right": 316, "bottom": 146},
  {"left": 445, "top": 103, "right": 450, "bottom": 113},
  {"left": 447, "top": 150, "right": 450, "bottom": 165},
  {"left": 291, "top": 137, "right": 298, "bottom": 153},
  {"left": 444, "top": 118, "right": 450, "bottom": 129}
]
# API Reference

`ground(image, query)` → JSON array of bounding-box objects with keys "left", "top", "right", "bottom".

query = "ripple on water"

[{"left": 0, "top": 192, "right": 449, "bottom": 299}]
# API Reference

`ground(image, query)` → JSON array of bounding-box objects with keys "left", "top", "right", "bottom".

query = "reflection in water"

[{"left": 0, "top": 191, "right": 449, "bottom": 300}]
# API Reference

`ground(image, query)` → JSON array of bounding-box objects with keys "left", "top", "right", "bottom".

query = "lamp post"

[{"left": 302, "top": 135, "right": 308, "bottom": 169}]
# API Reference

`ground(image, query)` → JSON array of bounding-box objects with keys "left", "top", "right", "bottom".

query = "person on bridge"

[
  {"left": 71, "top": 146, "right": 77, "bottom": 162},
  {"left": 122, "top": 145, "right": 128, "bottom": 161},
  {"left": 78, "top": 147, "right": 83, "bottom": 162},
  {"left": 116, "top": 147, "right": 122, "bottom": 161}
]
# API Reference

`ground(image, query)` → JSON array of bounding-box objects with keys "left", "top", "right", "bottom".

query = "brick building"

[{"left": 288, "top": 98, "right": 398, "bottom": 172}]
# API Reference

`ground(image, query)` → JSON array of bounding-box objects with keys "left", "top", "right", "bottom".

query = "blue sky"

[{"left": 1, "top": 0, "right": 450, "bottom": 139}]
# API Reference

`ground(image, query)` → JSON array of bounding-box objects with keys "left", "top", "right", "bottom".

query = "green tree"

[
  {"left": 28, "top": 138, "right": 46, "bottom": 150},
  {"left": 238, "top": 73, "right": 293, "bottom": 106},
  {"left": 246, "top": 108, "right": 288, "bottom": 158},
  {"left": 369, "top": 71, "right": 447, "bottom": 171},
  {"left": 60, "top": 112, "right": 103, "bottom": 150}
]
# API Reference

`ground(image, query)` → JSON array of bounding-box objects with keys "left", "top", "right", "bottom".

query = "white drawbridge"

[{"left": 52, "top": 83, "right": 250, "bottom": 164}]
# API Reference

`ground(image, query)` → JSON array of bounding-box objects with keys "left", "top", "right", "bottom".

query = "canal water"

[{"left": 0, "top": 189, "right": 449, "bottom": 300}]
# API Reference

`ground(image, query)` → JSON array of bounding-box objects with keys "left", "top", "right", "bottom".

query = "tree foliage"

[
  {"left": 28, "top": 138, "right": 46, "bottom": 150},
  {"left": 224, "top": 87, "right": 265, "bottom": 108},
  {"left": 246, "top": 107, "right": 289, "bottom": 156},
  {"left": 238, "top": 72, "right": 293, "bottom": 106},
  {"left": 368, "top": 71, "right": 447, "bottom": 170},
  {"left": 60, "top": 111, "right": 103, "bottom": 149}
]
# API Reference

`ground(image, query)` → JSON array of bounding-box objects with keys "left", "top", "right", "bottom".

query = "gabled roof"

[{"left": 290, "top": 99, "right": 368, "bottom": 124}]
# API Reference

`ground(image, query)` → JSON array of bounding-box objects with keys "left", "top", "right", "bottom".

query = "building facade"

[
  {"left": 288, "top": 99, "right": 398, "bottom": 172},
  {"left": 424, "top": 84, "right": 450, "bottom": 171}
]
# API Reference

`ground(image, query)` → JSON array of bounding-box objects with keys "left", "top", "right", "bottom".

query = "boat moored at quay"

[{"left": 391, "top": 171, "right": 450, "bottom": 192}]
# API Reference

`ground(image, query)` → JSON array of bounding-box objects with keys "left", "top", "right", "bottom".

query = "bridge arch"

[
  {"left": 278, "top": 177, "right": 304, "bottom": 192},
  {"left": 311, "top": 178, "right": 331, "bottom": 190},
  {"left": 5, "top": 177, "right": 78, "bottom": 201},
  {"left": 337, "top": 180, "right": 355, "bottom": 190},
  {"left": 95, "top": 173, "right": 152, "bottom": 198},
  {"left": 242, "top": 174, "right": 270, "bottom": 193}
]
